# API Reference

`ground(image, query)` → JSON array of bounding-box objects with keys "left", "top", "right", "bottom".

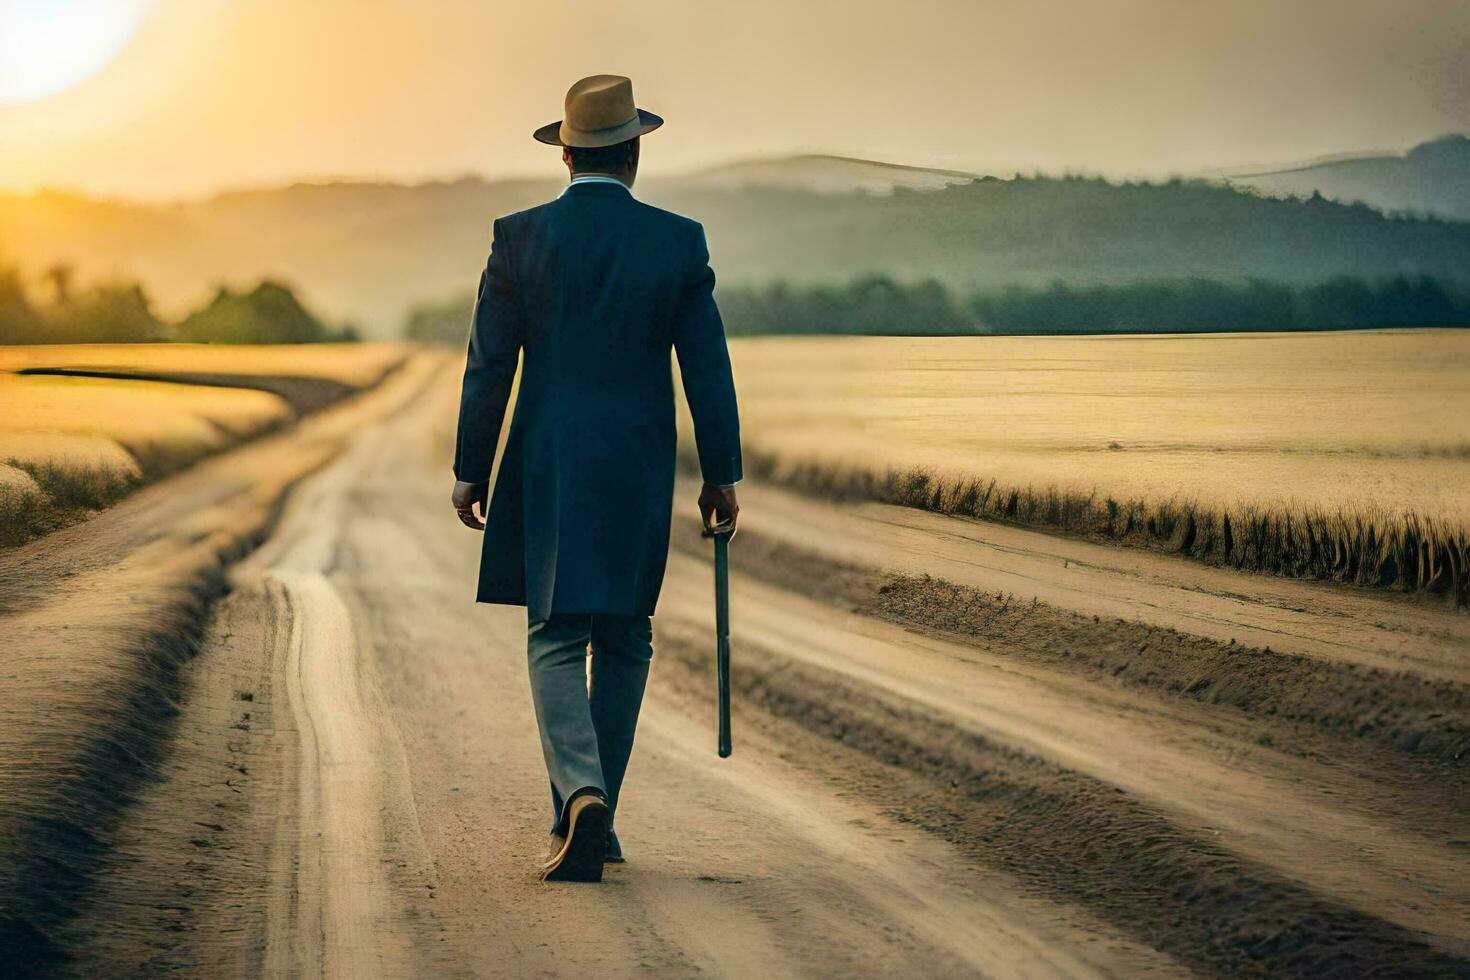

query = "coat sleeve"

[
  {"left": 453, "top": 218, "right": 523, "bottom": 484},
  {"left": 673, "top": 224, "right": 743, "bottom": 488}
]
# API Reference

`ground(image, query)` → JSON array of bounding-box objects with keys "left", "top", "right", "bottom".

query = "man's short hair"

[{"left": 567, "top": 137, "right": 638, "bottom": 174}]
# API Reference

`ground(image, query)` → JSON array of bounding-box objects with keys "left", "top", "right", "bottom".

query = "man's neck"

[{"left": 570, "top": 171, "right": 634, "bottom": 189}]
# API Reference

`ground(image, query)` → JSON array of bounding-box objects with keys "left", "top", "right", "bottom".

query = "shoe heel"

[{"left": 543, "top": 796, "right": 609, "bottom": 883}]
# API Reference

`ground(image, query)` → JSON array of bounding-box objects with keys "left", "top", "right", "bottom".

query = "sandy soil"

[
  {"left": 0, "top": 354, "right": 439, "bottom": 970},
  {"left": 14, "top": 358, "right": 1467, "bottom": 977}
]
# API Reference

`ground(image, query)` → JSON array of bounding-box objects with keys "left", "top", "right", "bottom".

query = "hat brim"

[{"left": 533, "top": 108, "right": 663, "bottom": 147}]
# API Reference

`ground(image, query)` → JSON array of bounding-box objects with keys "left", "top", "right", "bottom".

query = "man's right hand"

[
  {"left": 698, "top": 482, "right": 739, "bottom": 533},
  {"left": 452, "top": 479, "right": 488, "bottom": 530}
]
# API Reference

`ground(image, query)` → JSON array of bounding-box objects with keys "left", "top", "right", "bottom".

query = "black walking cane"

[{"left": 702, "top": 520, "right": 735, "bottom": 757}]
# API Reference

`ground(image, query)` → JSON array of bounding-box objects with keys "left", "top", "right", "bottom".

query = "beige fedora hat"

[{"left": 533, "top": 74, "right": 663, "bottom": 147}]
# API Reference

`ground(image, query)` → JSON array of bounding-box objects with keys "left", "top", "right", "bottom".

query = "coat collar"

[{"left": 559, "top": 178, "right": 634, "bottom": 200}]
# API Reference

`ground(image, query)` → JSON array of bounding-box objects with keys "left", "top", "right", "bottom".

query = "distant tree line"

[
  {"left": 970, "top": 275, "right": 1470, "bottom": 334},
  {"left": 0, "top": 263, "right": 359, "bottom": 345},
  {"left": 401, "top": 272, "right": 1470, "bottom": 343},
  {"left": 712, "top": 274, "right": 1470, "bottom": 336},
  {"left": 718, "top": 276, "right": 974, "bottom": 335},
  {"left": 400, "top": 276, "right": 977, "bottom": 346}
]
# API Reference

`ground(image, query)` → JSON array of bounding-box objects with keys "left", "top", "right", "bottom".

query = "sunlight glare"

[{"left": 0, "top": 0, "right": 154, "bottom": 106}]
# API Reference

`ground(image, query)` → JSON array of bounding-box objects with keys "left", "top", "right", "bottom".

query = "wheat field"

[
  {"left": 714, "top": 329, "right": 1470, "bottom": 603},
  {"left": 0, "top": 343, "right": 406, "bottom": 546}
]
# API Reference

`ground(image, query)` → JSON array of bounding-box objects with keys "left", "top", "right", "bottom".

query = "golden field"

[
  {"left": 0, "top": 343, "right": 406, "bottom": 545},
  {"left": 714, "top": 329, "right": 1470, "bottom": 601},
  {"left": 725, "top": 329, "right": 1470, "bottom": 519}
]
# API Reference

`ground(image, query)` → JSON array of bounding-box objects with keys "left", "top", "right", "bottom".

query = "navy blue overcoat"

[{"left": 453, "top": 181, "right": 742, "bottom": 621}]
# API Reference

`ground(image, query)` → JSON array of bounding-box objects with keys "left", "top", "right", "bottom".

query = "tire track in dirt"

[
  {"left": 652, "top": 547, "right": 1469, "bottom": 967},
  {"left": 649, "top": 614, "right": 1468, "bottom": 976},
  {"left": 238, "top": 393, "right": 448, "bottom": 979},
  {"left": 685, "top": 477, "right": 1470, "bottom": 684},
  {"left": 0, "top": 353, "right": 440, "bottom": 975},
  {"left": 263, "top": 571, "right": 403, "bottom": 979},
  {"left": 672, "top": 520, "right": 1470, "bottom": 772}
]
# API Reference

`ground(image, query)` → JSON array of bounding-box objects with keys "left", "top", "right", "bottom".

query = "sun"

[{"left": 0, "top": 0, "right": 155, "bottom": 106}]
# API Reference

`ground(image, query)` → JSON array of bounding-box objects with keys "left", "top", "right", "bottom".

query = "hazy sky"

[{"left": 2, "top": 0, "right": 1467, "bottom": 199}]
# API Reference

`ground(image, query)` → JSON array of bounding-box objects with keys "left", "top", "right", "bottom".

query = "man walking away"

[{"left": 450, "top": 74, "right": 742, "bottom": 882}]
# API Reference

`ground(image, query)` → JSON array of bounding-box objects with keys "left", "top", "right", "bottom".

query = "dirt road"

[{"left": 45, "top": 357, "right": 1469, "bottom": 977}]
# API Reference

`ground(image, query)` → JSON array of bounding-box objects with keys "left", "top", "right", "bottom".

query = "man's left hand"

[
  {"left": 698, "top": 482, "right": 739, "bottom": 533},
  {"left": 452, "top": 480, "right": 488, "bottom": 530}
]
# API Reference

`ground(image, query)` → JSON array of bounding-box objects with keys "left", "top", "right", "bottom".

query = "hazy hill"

[
  {"left": 0, "top": 178, "right": 556, "bottom": 335},
  {"left": 1225, "top": 135, "right": 1470, "bottom": 220},
  {"left": 684, "top": 154, "right": 978, "bottom": 195},
  {"left": 5, "top": 154, "right": 1470, "bottom": 337}
]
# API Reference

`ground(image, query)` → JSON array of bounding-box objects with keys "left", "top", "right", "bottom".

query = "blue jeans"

[{"left": 526, "top": 613, "right": 652, "bottom": 848}]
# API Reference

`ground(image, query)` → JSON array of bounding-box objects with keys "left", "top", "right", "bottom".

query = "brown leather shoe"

[{"left": 541, "top": 793, "right": 610, "bottom": 883}]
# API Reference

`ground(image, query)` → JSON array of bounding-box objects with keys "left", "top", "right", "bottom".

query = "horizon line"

[{"left": 1, "top": 131, "right": 1460, "bottom": 206}]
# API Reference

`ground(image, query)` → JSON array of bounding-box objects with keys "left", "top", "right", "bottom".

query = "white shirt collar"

[{"left": 559, "top": 174, "right": 633, "bottom": 198}]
